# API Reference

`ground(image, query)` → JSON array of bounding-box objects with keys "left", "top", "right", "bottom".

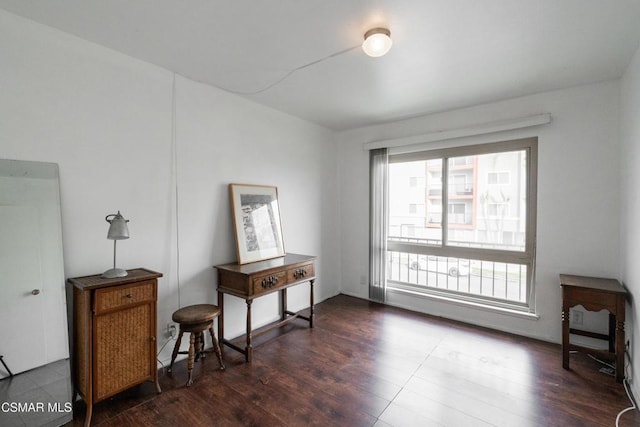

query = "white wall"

[
  {"left": 620, "top": 42, "right": 640, "bottom": 398},
  {"left": 337, "top": 80, "right": 621, "bottom": 344},
  {"left": 172, "top": 76, "right": 341, "bottom": 345},
  {"left": 0, "top": 10, "right": 341, "bottom": 365}
]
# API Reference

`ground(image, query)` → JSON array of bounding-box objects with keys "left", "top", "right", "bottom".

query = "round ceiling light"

[{"left": 362, "top": 27, "right": 392, "bottom": 57}]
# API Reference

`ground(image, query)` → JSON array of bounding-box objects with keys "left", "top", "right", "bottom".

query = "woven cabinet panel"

[
  {"left": 73, "top": 286, "right": 91, "bottom": 398},
  {"left": 94, "top": 303, "right": 152, "bottom": 401}
]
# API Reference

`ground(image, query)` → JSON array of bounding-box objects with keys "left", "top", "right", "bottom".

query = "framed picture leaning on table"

[{"left": 229, "top": 183, "right": 285, "bottom": 264}]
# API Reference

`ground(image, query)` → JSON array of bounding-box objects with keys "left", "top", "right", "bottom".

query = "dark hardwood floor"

[{"left": 69, "top": 294, "right": 639, "bottom": 426}]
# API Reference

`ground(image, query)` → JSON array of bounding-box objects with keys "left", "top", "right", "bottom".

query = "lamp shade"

[
  {"left": 362, "top": 28, "right": 392, "bottom": 57},
  {"left": 106, "top": 211, "right": 129, "bottom": 240},
  {"left": 102, "top": 210, "right": 130, "bottom": 278}
]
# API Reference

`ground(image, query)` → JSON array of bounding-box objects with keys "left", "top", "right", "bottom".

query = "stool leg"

[
  {"left": 187, "top": 333, "right": 195, "bottom": 386},
  {"left": 199, "top": 332, "right": 207, "bottom": 360},
  {"left": 194, "top": 332, "right": 203, "bottom": 362},
  {"left": 168, "top": 331, "right": 184, "bottom": 374},
  {"left": 208, "top": 326, "right": 225, "bottom": 370}
]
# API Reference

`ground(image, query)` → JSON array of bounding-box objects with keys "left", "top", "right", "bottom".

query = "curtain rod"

[{"left": 363, "top": 113, "right": 552, "bottom": 151}]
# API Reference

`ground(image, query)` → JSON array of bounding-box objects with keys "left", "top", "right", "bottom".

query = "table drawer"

[
  {"left": 94, "top": 280, "right": 156, "bottom": 313},
  {"left": 252, "top": 271, "right": 287, "bottom": 295},
  {"left": 564, "top": 288, "right": 617, "bottom": 312},
  {"left": 287, "top": 263, "right": 314, "bottom": 282}
]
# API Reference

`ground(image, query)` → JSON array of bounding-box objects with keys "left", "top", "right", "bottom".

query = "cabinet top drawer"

[{"left": 94, "top": 280, "right": 156, "bottom": 314}]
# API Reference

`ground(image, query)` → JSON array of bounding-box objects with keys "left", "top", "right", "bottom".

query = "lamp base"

[{"left": 101, "top": 267, "right": 128, "bottom": 279}]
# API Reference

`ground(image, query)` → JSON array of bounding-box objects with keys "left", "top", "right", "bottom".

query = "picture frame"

[{"left": 229, "top": 183, "right": 285, "bottom": 264}]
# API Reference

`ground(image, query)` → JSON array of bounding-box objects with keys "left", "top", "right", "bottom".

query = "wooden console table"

[
  {"left": 560, "top": 274, "right": 628, "bottom": 382},
  {"left": 215, "top": 254, "right": 316, "bottom": 362}
]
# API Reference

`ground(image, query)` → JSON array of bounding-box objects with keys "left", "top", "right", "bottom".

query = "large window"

[{"left": 384, "top": 138, "right": 537, "bottom": 311}]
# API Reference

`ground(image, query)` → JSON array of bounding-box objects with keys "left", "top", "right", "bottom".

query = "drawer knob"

[
  {"left": 294, "top": 269, "right": 307, "bottom": 279},
  {"left": 261, "top": 275, "right": 279, "bottom": 289},
  {"left": 124, "top": 294, "right": 133, "bottom": 299}
]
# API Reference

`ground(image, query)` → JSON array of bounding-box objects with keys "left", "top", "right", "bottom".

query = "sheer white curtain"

[{"left": 369, "top": 148, "right": 388, "bottom": 302}]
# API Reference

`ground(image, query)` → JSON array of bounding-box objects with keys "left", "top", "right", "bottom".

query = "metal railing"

[{"left": 386, "top": 250, "right": 527, "bottom": 304}]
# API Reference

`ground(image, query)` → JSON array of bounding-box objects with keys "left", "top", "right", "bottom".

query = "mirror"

[{"left": 0, "top": 159, "right": 72, "bottom": 425}]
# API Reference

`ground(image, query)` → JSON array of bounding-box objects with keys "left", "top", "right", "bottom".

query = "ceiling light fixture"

[{"left": 362, "top": 27, "right": 392, "bottom": 58}]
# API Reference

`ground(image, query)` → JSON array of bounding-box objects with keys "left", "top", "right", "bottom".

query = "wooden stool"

[{"left": 168, "top": 304, "right": 225, "bottom": 386}]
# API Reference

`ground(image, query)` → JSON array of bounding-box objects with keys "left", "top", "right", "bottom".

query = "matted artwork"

[{"left": 229, "top": 183, "right": 285, "bottom": 264}]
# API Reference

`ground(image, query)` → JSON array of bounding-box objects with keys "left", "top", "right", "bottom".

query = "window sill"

[{"left": 386, "top": 285, "right": 540, "bottom": 321}]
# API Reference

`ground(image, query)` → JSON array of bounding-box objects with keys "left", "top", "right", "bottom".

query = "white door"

[{"left": 0, "top": 171, "right": 69, "bottom": 379}]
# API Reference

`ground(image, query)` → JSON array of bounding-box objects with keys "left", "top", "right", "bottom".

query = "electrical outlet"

[
  {"left": 166, "top": 323, "right": 177, "bottom": 339},
  {"left": 571, "top": 309, "right": 583, "bottom": 325}
]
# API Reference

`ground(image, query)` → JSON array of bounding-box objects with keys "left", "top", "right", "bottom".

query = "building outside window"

[{"left": 488, "top": 170, "right": 510, "bottom": 185}]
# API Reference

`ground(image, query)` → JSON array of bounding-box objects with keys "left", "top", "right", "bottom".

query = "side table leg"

[
  {"left": 561, "top": 304, "right": 570, "bottom": 370},
  {"left": 609, "top": 313, "right": 616, "bottom": 353},
  {"left": 281, "top": 288, "right": 287, "bottom": 321},
  {"left": 309, "top": 279, "right": 315, "bottom": 328},
  {"left": 217, "top": 291, "right": 224, "bottom": 351},
  {"left": 246, "top": 299, "right": 253, "bottom": 362},
  {"left": 616, "top": 319, "right": 625, "bottom": 383}
]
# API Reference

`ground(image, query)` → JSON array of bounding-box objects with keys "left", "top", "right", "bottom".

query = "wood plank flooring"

[{"left": 68, "top": 294, "right": 639, "bottom": 426}]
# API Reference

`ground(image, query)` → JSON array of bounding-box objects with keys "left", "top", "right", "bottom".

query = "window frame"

[{"left": 386, "top": 137, "right": 538, "bottom": 311}]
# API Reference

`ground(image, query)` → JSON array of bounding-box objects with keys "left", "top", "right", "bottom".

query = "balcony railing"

[
  {"left": 428, "top": 183, "right": 474, "bottom": 196},
  {"left": 386, "top": 251, "right": 527, "bottom": 304},
  {"left": 450, "top": 183, "right": 473, "bottom": 195},
  {"left": 449, "top": 213, "right": 472, "bottom": 225}
]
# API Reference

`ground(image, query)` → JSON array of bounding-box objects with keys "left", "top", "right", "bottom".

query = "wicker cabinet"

[{"left": 68, "top": 268, "right": 162, "bottom": 426}]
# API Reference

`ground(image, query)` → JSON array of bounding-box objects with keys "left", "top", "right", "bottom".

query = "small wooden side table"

[
  {"left": 560, "top": 274, "right": 628, "bottom": 382},
  {"left": 215, "top": 254, "right": 316, "bottom": 362}
]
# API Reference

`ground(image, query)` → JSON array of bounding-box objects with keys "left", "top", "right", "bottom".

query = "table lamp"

[{"left": 102, "top": 210, "right": 130, "bottom": 278}]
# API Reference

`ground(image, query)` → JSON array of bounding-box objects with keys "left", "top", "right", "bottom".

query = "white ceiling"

[{"left": 2, "top": 0, "right": 640, "bottom": 130}]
